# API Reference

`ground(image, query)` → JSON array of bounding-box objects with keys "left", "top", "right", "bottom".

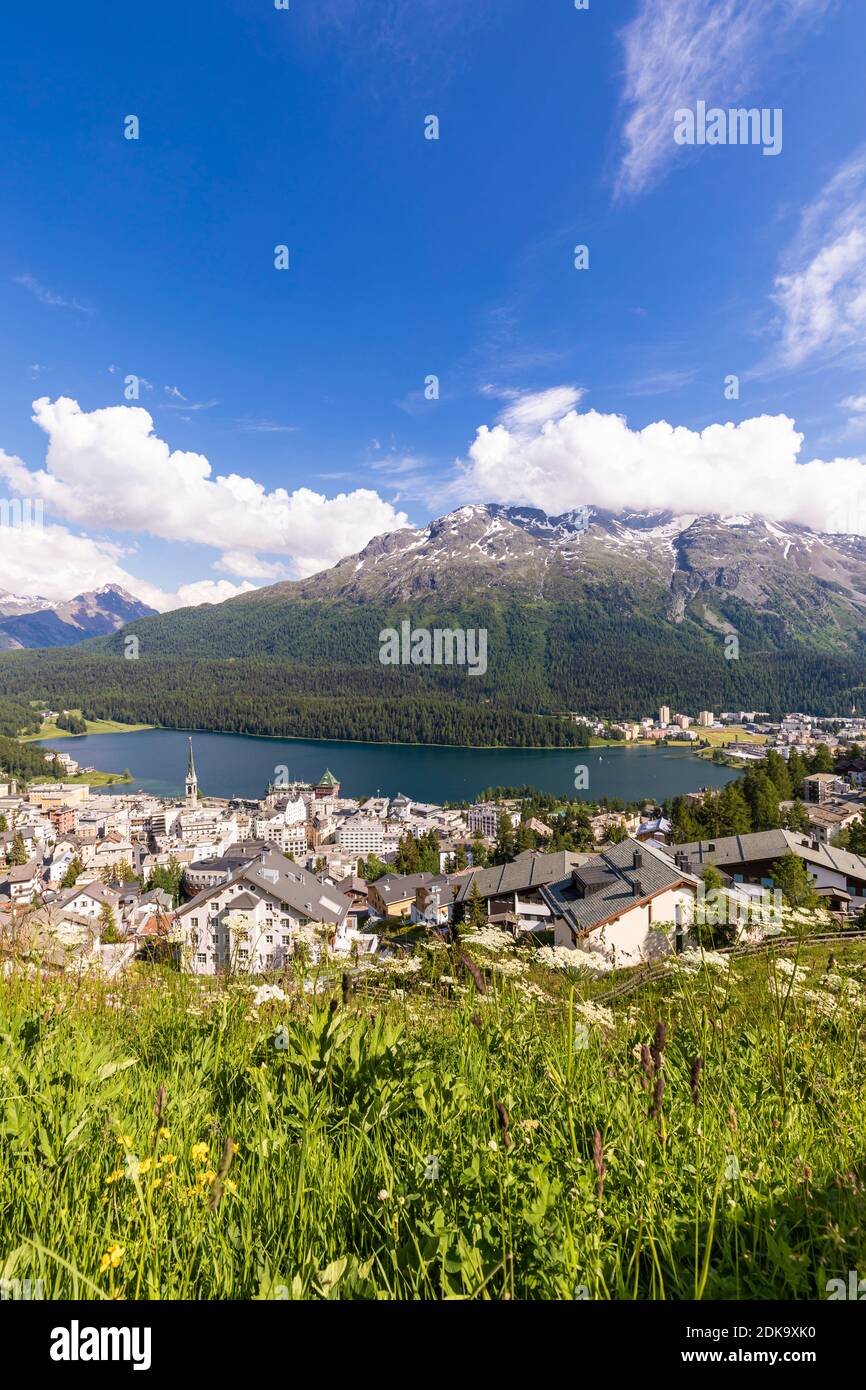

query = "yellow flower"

[
  {"left": 104, "top": 1168, "right": 124, "bottom": 1185},
  {"left": 190, "top": 1142, "right": 208, "bottom": 1164},
  {"left": 99, "top": 1244, "right": 125, "bottom": 1273},
  {"left": 137, "top": 1157, "right": 152, "bottom": 1176},
  {"left": 116, "top": 1135, "right": 133, "bottom": 1147},
  {"left": 224, "top": 1178, "right": 237, "bottom": 1195},
  {"left": 196, "top": 1169, "right": 217, "bottom": 1186},
  {"left": 159, "top": 1127, "right": 170, "bottom": 1139},
  {"left": 148, "top": 1177, "right": 162, "bottom": 1191},
  {"left": 158, "top": 1153, "right": 176, "bottom": 1166}
]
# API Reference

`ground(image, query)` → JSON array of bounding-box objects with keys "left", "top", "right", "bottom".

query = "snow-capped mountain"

[{"left": 0, "top": 584, "right": 157, "bottom": 649}]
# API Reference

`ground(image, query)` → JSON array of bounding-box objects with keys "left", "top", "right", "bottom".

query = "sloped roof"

[
  {"left": 675, "top": 829, "right": 866, "bottom": 880},
  {"left": 542, "top": 838, "right": 698, "bottom": 938},
  {"left": 449, "top": 850, "right": 587, "bottom": 905},
  {"left": 174, "top": 847, "right": 350, "bottom": 925}
]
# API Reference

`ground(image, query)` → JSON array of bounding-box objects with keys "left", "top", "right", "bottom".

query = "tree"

[
  {"left": 742, "top": 768, "right": 781, "bottom": 831},
  {"left": 493, "top": 811, "right": 515, "bottom": 865},
  {"left": 782, "top": 799, "right": 810, "bottom": 834},
  {"left": 607, "top": 820, "right": 628, "bottom": 845},
  {"left": 98, "top": 902, "right": 123, "bottom": 943},
  {"left": 60, "top": 855, "right": 84, "bottom": 889},
  {"left": 148, "top": 856, "right": 184, "bottom": 905},
  {"left": 514, "top": 820, "right": 537, "bottom": 854},
  {"left": 846, "top": 815, "right": 866, "bottom": 858},
  {"left": 764, "top": 749, "right": 793, "bottom": 802},
  {"left": 0, "top": 813, "right": 7, "bottom": 833},
  {"left": 359, "top": 853, "right": 387, "bottom": 883},
  {"left": 8, "top": 832, "right": 27, "bottom": 866},
  {"left": 470, "top": 830, "right": 490, "bottom": 868},
  {"left": 809, "top": 743, "right": 835, "bottom": 774},
  {"left": 786, "top": 750, "right": 808, "bottom": 798},
  {"left": 770, "top": 852, "right": 819, "bottom": 910},
  {"left": 466, "top": 878, "right": 487, "bottom": 930},
  {"left": 717, "top": 780, "right": 752, "bottom": 836}
]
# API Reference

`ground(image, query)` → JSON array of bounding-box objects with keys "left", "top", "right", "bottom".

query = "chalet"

[
  {"left": 448, "top": 850, "right": 586, "bottom": 932},
  {"left": 173, "top": 847, "right": 351, "bottom": 975},
  {"left": 368, "top": 872, "right": 437, "bottom": 919},
  {"left": 541, "top": 839, "right": 700, "bottom": 965},
  {"left": 0, "top": 860, "right": 42, "bottom": 904},
  {"left": 674, "top": 829, "right": 866, "bottom": 911}
]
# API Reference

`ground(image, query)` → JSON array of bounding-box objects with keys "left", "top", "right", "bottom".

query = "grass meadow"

[{"left": 1, "top": 936, "right": 865, "bottom": 1301}]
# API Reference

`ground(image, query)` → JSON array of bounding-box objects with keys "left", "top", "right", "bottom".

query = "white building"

[
  {"left": 337, "top": 814, "right": 386, "bottom": 855},
  {"left": 174, "top": 848, "right": 351, "bottom": 975},
  {"left": 467, "top": 804, "right": 520, "bottom": 838}
]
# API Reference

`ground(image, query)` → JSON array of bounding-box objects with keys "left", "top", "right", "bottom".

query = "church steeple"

[{"left": 185, "top": 737, "right": 198, "bottom": 806}]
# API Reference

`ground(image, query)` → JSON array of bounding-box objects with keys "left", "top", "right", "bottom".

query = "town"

[{"left": 4, "top": 699, "right": 866, "bottom": 979}]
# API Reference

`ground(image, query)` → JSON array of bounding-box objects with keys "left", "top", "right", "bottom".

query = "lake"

[{"left": 37, "top": 728, "right": 738, "bottom": 804}]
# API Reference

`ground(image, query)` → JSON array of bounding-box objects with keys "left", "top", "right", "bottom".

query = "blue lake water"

[{"left": 37, "top": 728, "right": 738, "bottom": 805}]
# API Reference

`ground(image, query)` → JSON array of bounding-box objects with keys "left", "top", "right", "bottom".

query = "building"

[
  {"left": 448, "top": 850, "right": 587, "bottom": 932},
  {"left": 674, "top": 829, "right": 866, "bottom": 911},
  {"left": 368, "top": 872, "right": 438, "bottom": 918},
  {"left": 313, "top": 769, "right": 340, "bottom": 800},
  {"left": 174, "top": 847, "right": 351, "bottom": 975},
  {"left": 659, "top": 705, "right": 670, "bottom": 727},
  {"left": 337, "top": 814, "right": 385, "bottom": 856},
  {"left": 698, "top": 711, "right": 714, "bottom": 727},
  {"left": 802, "top": 773, "right": 848, "bottom": 805},
  {"left": 185, "top": 738, "right": 198, "bottom": 808},
  {"left": 467, "top": 803, "right": 520, "bottom": 838},
  {"left": 542, "top": 839, "right": 700, "bottom": 965}
]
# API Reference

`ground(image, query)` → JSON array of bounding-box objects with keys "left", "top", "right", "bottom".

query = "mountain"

[
  {"left": 0, "top": 585, "right": 157, "bottom": 650},
  {"left": 1, "top": 506, "right": 865, "bottom": 745}
]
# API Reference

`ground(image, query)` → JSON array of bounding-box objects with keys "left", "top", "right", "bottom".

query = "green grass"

[
  {"left": 0, "top": 942, "right": 864, "bottom": 1301},
  {"left": 20, "top": 713, "right": 153, "bottom": 741}
]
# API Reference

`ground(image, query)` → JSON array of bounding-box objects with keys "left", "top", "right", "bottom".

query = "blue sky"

[{"left": 2, "top": 0, "right": 866, "bottom": 608}]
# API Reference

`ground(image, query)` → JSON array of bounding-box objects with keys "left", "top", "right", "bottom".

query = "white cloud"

[
  {"left": 499, "top": 386, "right": 585, "bottom": 431},
  {"left": 770, "top": 147, "right": 866, "bottom": 370},
  {"left": 839, "top": 394, "right": 866, "bottom": 415},
  {"left": 0, "top": 519, "right": 259, "bottom": 613},
  {"left": 0, "top": 397, "right": 409, "bottom": 580},
  {"left": 216, "top": 552, "right": 290, "bottom": 582},
  {"left": 13, "top": 273, "right": 93, "bottom": 314},
  {"left": 456, "top": 388, "right": 866, "bottom": 535},
  {"left": 172, "top": 578, "right": 258, "bottom": 608},
  {"left": 616, "top": 0, "right": 834, "bottom": 199}
]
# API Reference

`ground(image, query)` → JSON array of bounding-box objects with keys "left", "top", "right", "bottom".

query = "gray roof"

[
  {"left": 541, "top": 838, "right": 698, "bottom": 940},
  {"left": 175, "top": 848, "right": 350, "bottom": 925},
  {"left": 675, "top": 829, "right": 866, "bottom": 882},
  {"left": 370, "top": 872, "right": 437, "bottom": 905},
  {"left": 449, "top": 850, "right": 586, "bottom": 905}
]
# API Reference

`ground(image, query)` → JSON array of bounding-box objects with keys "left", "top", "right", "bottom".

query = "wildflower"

[
  {"left": 191, "top": 1142, "right": 209, "bottom": 1164},
  {"left": 495, "top": 1101, "right": 512, "bottom": 1150},
  {"left": 99, "top": 1244, "right": 125, "bottom": 1274},
  {"left": 104, "top": 1168, "right": 124, "bottom": 1185},
  {"left": 592, "top": 1130, "right": 606, "bottom": 1204},
  {"left": 690, "top": 1056, "right": 703, "bottom": 1108},
  {"left": 116, "top": 1134, "right": 133, "bottom": 1147},
  {"left": 196, "top": 1169, "right": 217, "bottom": 1186},
  {"left": 159, "top": 1127, "right": 170, "bottom": 1140},
  {"left": 158, "top": 1153, "right": 176, "bottom": 1166},
  {"left": 208, "top": 1136, "right": 237, "bottom": 1213},
  {"left": 377, "top": 1189, "right": 390, "bottom": 1202}
]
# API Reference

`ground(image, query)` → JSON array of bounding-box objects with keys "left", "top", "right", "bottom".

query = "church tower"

[{"left": 185, "top": 737, "right": 198, "bottom": 807}]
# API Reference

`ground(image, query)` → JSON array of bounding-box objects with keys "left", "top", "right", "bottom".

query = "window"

[
  {"left": 266, "top": 934, "right": 273, "bottom": 944},
  {"left": 196, "top": 953, "right": 207, "bottom": 964},
  {"left": 191, "top": 917, "right": 199, "bottom": 927}
]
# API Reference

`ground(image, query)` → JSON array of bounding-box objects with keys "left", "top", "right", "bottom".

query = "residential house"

[{"left": 542, "top": 839, "right": 700, "bottom": 965}]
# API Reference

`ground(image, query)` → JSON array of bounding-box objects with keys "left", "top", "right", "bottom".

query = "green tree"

[
  {"left": 770, "top": 852, "right": 819, "bottom": 910},
  {"left": 466, "top": 878, "right": 486, "bottom": 930},
  {"left": 782, "top": 799, "right": 811, "bottom": 834},
  {"left": 60, "top": 855, "right": 85, "bottom": 889},
  {"left": 493, "top": 811, "right": 515, "bottom": 865},
  {"left": 809, "top": 743, "right": 835, "bottom": 774},
  {"left": 717, "top": 780, "right": 752, "bottom": 836},
  {"left": 98, "top": 902, "right": 123, "bottom": 943},
  {"left": 764, "top": 749, "right": 793, "bottom": 802},
  {"left": 8, "top": 832, "right": 27, "bottom": 866}
]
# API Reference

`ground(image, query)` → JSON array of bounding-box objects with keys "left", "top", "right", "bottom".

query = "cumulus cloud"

[
  {"left": 456, "top": 387, "right": 866, "bottom": 535},
  {"left": 616, "top": 0, "right": 834, "bottom": 198},
  {"left": 770, "top": 146, "right": 866, "bottom": 370},
  {"left": 0, "top": 520, "right": 256, "bottom": 612},
  {"left": 0, "top": 397, "right": 409, "bottom": 580}
]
